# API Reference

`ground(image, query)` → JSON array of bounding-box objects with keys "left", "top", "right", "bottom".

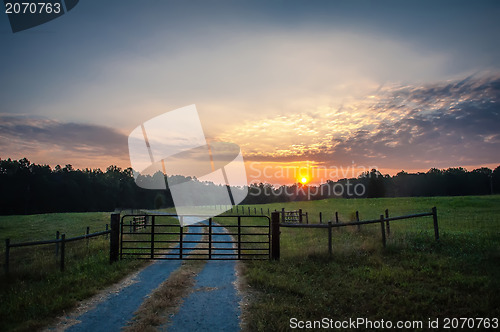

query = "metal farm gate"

[{"left": 119, "top": 214, "right": 271, "bottom": 260}]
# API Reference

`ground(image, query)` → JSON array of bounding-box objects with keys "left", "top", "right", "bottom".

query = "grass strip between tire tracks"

[{"left": 124, "top": 232, "right": 210, "bottom": 331}]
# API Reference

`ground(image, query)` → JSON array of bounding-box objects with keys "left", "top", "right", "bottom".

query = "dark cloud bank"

[{"left": 0, "top": 115, "right": 128, "bottom": 164}]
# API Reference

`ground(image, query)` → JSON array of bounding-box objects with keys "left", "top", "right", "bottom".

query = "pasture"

[
  {"left": 0, "top": 212, "right": 144, "bottom": 332},
  {"left": 0, "top": 196, "right": 499, "bottom": 331},
  {"left": 235, "top": 195, "right": 500, "bottom": 330}
]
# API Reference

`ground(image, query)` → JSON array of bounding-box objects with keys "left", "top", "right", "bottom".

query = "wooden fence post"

[
  {"left": 248, "top": 207, "right": 251, "bottom": 215},
  {"left": 380, "top": 215, "right": 386, "bottom": 248},
  {"left": 385, "top": 209, "right": 390, "bottom": 236},
  {"left": 86, "top": 226, "right": 90, "bottom": 248},
  {"left": 55, "top": 231, "right": 60, "bottom": 256},
  {"left": 105, "top": 224, "right": 109, "bottom": 239},
  {"left": 281, "top": 208, "right": 285, "bottom": 223},
  {"left": 328, "top": 221, "right": 332, "bottom": 256},
  {"left": 60, "top": 234, "right": 66, "bottom": 272},
  {"left": 298, "top": 209, "right": 303, "bottom": 223},
  {"left": 306, "top": 212, "right": 309, "bottom": 224},
  {"left": 271, "top": 212, "right": 280, "bottom": 261},
  {"left": 335, "top": 211, "right": 339, "bottom": 231},
  {"left": 432, "top": 207, "right": 439, "bottom": 241},
  {"left": 356, "top": 211, "right": 361, "bottom": 232},
  {"left": 5, "top": 239, "right": 10, "bottom": 274},
  {"left": 110, "top": 213, "right": 120, "bottom": 263},
  {"left": 319, "top": 212, "right": 323, "bottom": 224}
]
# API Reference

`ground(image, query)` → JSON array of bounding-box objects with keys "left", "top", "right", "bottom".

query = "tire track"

[
  {"left": 165, "top": 225, "right": 241, "bottom": 331},
  {"left": 59, "top": 226, "right": 203, "bottom": 332}
]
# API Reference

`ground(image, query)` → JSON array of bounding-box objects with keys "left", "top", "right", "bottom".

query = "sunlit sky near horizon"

[{"left": 1, "top": 0, "right": 500, "bottom": 185}]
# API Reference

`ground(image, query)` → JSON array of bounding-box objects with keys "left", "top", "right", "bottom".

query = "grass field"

[
  {"left": 0, "top": 196, "right": 499, "bottom": 331},
  {"left": 0, "top": 212, "right": 145, "bottom": 332},
  {"left": 234, "top": 196, "right": 500, "bottom": 330}
]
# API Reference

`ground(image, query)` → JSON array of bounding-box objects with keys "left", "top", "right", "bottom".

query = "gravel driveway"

[
  {"left": 166, "top": 226, "right": 240, "bottom": 331},
  {"left": 59, "top": 221, "right": 241, "bottom": 332}
]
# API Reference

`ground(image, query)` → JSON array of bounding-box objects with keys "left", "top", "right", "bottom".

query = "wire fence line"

[
  {"left": 4, "top": 226, "right": 110, "bottom": 273},
  {"left": 269, "top": 207, "right": 439, "bottom": 260}
]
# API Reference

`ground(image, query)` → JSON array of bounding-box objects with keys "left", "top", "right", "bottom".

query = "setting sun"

[{"left": 300, "top": 177, "right": 308, "bottom": 184}]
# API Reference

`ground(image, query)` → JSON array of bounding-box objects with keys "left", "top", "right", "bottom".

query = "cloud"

[
  {"left": 2, "top": 25, "right": 450, "bottom": 135},
  {"left": 221, "top": 74, "right": 500, "bottom": 169},
  {"left": 2, "top": 75, "right": 499, "bottom": 172},
  {"left": 0, "top": 115, "right": 130, "bottom": 169}
]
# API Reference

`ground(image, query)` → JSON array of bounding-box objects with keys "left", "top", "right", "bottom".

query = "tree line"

[
  {"left": 242, "top": 166, "right": 500, "bottom": 204},
  {"left": 1, "top": 157, "right": 499, "bottom": 215},
  {"left": 0, "top": 158, "right": 173, "bottom": 215}
]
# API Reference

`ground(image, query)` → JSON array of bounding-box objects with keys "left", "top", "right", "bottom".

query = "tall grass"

[
  {"left": 237, "top": 196, "right": 500, "bottom": 330},
  {"left": 1, "top": 196, "right": 498, "bottom": 331},
  {"left": 0, "top": 212, "right": 144, "bottom": 332}
]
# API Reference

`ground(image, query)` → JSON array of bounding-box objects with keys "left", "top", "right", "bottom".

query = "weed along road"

[{"left": 61, "top": 222, "right": 241, "bottom": 331}]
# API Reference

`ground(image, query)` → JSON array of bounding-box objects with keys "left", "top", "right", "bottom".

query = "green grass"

[
  {"left": 236, "top": 196, "right": 500, "bottom": 330},
  {"left": 0, "top": 212, "right": 145, "bottom": 332},
  {"left": 1, "top": 196, "right": 499, "bottom": 331},
  {"left": 0, "top": 212, "right": 112, "bottom": 242}
]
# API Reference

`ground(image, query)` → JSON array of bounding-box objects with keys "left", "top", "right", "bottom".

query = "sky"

[{"left": 1, "top": 0, "right": 500, "bottom": 185}]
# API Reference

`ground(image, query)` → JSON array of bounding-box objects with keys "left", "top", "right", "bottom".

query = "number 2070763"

[{"left": 5, "top": 2, "right": 62, "bottom": 14}]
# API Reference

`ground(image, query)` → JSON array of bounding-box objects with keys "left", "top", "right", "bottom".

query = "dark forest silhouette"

[
  {"left": 1, "top": 157, "right": 499, "bottom": 215},
  {"left": 243, "top": 167, "right": 500, "bottom": 205}
]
